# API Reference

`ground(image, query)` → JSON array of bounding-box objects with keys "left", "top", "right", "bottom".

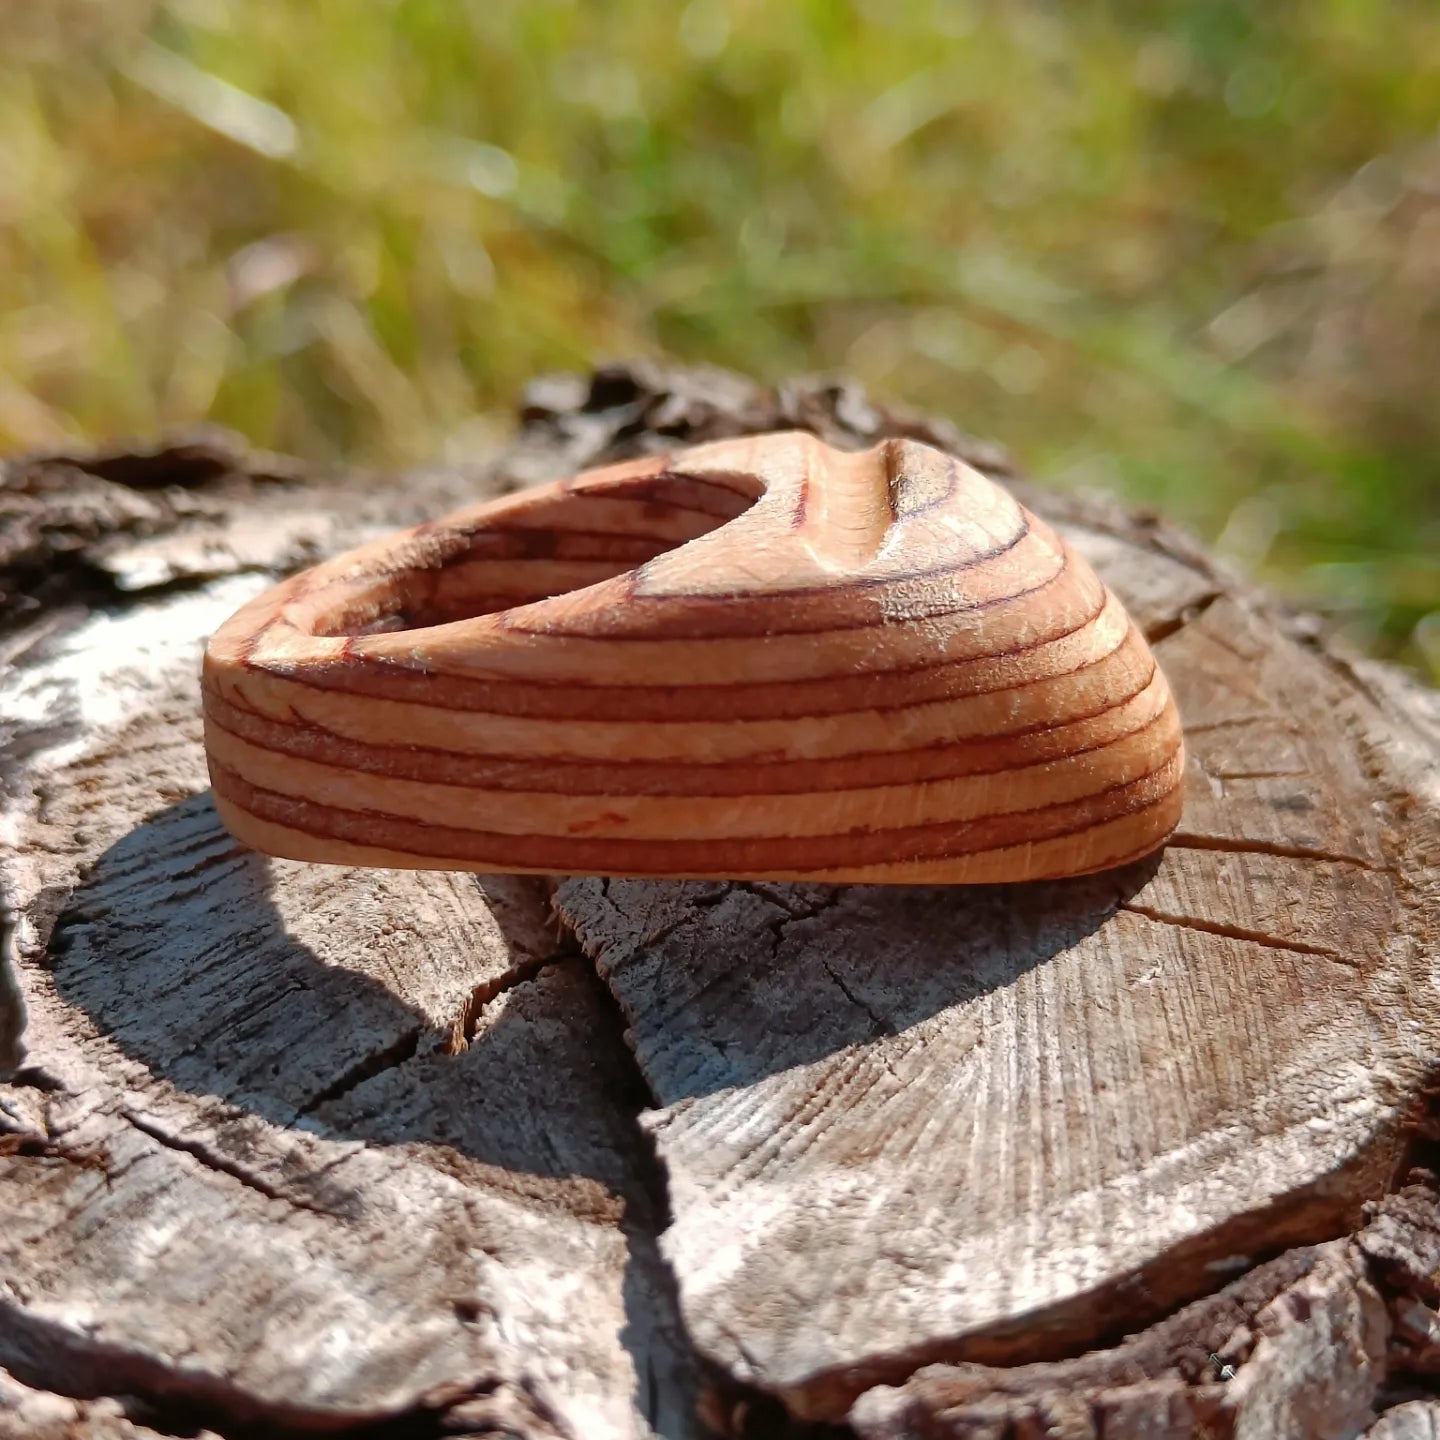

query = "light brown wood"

[
  {"left": 202, "top": 431, "right": 1184, "bottom": 884},
  {"left": 3, "top": 367, "right": 1438, "bottom": 1440}
]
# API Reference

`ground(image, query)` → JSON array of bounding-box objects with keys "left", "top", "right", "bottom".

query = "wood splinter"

[{"left": 202, "top": 431, "right": 1184, "bottom": 882}]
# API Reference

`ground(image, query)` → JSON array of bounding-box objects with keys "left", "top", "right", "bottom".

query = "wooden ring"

[{"left": 203, "top": 432, "right": 1185, "bottom": 883}]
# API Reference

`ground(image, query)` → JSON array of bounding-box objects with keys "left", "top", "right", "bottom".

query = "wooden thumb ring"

[{"left": 202, "top": 431, "right": 1185, "bottom": 883}]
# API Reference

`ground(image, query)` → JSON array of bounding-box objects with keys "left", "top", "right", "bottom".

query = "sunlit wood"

[{"left": 203, "top": 431, "right": 1184, "bottom": 881}]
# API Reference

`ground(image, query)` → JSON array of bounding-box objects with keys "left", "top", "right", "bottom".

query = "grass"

[{"left": 3, "top": 0, "right": 1438, "bottom": 677}]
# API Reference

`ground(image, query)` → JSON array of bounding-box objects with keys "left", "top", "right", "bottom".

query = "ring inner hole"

[{"left": 308, "top": 468, "right": 762, "bottom": 637}]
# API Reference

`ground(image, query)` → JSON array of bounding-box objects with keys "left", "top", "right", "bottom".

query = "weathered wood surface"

[
  {"left": 847, "top": 1184, "right": 1440, "bottom": 1439},
  {"left": 2, "top": 364, "right": 1439, "bottom": 1439},
  {"left": 1367, "top": 1403, "right": 1440, "bottom": 1440},
  {"left": 1, "top": 436, "right": 696, "bottom": 1438}
]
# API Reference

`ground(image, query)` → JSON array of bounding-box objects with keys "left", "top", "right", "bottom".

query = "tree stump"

[{"left": 2, "top": 364, "right": 1437, "bottom": 1440}]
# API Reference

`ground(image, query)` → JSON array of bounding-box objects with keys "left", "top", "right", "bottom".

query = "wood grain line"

[
  {"left": 230, "top": 585, "right": 1126, "bottom": 726},
  {"left": 201, "top": 672, "right": 1170, "bottom": 798}
]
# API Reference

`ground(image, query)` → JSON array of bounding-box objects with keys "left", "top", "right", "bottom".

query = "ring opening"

[{"left": 303, "top": 465, "right": 763, "bottom": 638}]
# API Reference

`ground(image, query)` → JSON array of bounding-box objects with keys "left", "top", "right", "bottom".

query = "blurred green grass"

[{"left": 2, "top": 0, "right": 1437, "bottom": 677}]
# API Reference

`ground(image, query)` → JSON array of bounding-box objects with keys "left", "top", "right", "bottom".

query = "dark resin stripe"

[
  {"left": 204, "top": 664, "right": 1164, "bottom": 798},
  {"left": 233, "top": 600, "right": 1130, "bottom": 727},
  {"left": 208, "top": 747, "right": 1182, "bottom": 874}
]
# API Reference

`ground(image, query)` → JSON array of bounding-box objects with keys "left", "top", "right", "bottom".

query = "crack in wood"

[
  {"left": 296, "top": 1026, "right": 423, "bottom": 1116},
  {"left": 1201, "top": 767, "right": 1310, "bottom": 782},
  {"left": 588, "top": 884, "right": 736, "bottom": 969},
  {"left": 813, "top": 957, "right": 894, "bottom": 1041},
  {"left": 118, "top": 1108, "right": 347, "bottom": 1218},
  {"left": 1167, "top": 831, "right": 1390, "bottom": 872},
  {"left": 1306, "top": 642, "right": 1396, "bottom": 725},
  {"left": 735, "top": 882, "right": 843, "bottom": 923},
  {"left": 544, "top": 903, "right": 839, "bottom": 1440},
  {"left": 448, "top": 948, "right": 577, "bottom": 1053},
  {"left": 1142, "top": 590, "right": 1223, "bottom": 645},
  {"left": 0, "top": 926, "right": 24, "bottom": 1079},
  {"left": 1120, "top": 901, "right": 1352, "bottom": 964},
  {"left": 1181, "top": 713, "right": 1296, "bottom": 736}
]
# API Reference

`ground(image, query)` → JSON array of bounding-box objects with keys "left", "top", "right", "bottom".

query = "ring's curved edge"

[{"left": 202, "top": 433, "right": 1187, "bottom": 884}]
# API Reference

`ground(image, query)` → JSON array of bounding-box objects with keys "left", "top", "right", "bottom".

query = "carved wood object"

[
  {"left": 202, "top": 432, "right": 1183, "bottom": 882},
  {"left": 1, "top": 365, "right": 1438, "bottom": 1440}
]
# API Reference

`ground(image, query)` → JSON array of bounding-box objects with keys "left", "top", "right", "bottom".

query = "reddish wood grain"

[{"left": 202, "top": 432, "right": 1184, "bottom": 881}]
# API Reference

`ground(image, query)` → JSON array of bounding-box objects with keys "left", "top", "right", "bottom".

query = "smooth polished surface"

[{"left": 202, "top": 432, "right": 1185, "bottom": 881}]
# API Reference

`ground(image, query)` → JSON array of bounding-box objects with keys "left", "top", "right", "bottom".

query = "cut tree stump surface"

[{"left": 2, "top": 365, "right": 1438, "bottom": 1439}]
